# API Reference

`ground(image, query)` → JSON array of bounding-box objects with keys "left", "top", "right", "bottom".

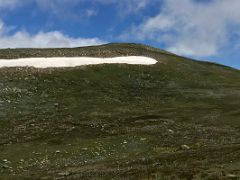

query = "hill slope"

[{"left": 0, "top": 43, "right": 240, "bottom": 179}]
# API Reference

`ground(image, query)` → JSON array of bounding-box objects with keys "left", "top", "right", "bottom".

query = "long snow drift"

[{"left": 0, "top": 56, "right": 157, "bottom": 68}]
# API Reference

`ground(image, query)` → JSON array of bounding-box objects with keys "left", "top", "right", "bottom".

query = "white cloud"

[
  {"left": 0, "top": 20, "right": 4, "bottom": 33},
  {"left": 0, "top": 0, "right": 19, "bottom": 8},
  {"left": 127, "top": 0, "right": 240, "bottom": 57},
  {"left": 0, "top": 0, "right": 153, "bottom": 20},
  {"left": 36, "top": 0, "right": 151, "bottom": 18},
  {"left": 0, "top": 0, "right": 31, "bottom": 9},
  {"left": 2, "top": 0, "right": 151, "bottom": 16},
  {"left": 0, "top": 20, "right": 105, "bottom": 48},
  {"left": 35, "top": 0, "right": 98, "bottom": 20},
  {"left": 0, "top": 1, "right": 107, "bottom": 48},
  {"left": 97, "top": 0, "right": 151, "bottom": 15}
]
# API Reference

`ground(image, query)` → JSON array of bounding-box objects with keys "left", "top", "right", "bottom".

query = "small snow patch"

[{"left": 0, "top": 56, "right": 157, "bottom": 68}]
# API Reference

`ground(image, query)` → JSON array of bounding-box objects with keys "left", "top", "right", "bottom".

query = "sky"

[{"left": 0, "top": 0, "right": 239, "bottom": 69}]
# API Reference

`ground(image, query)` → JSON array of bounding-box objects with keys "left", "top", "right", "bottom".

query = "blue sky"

[{"left": 0, "top": 0, "right": 239, "bottom": 69}]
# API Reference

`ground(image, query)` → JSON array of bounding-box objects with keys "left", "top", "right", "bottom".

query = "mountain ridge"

[{"left": 0, "top": 43, "right": 238, "bottom": 70}]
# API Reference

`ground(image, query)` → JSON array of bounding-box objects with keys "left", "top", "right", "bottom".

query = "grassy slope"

[{"left": 0, "top": 43, "right": 240, "bottom": 179}]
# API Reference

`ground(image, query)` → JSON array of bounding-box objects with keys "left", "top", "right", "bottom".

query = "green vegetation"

[{"left": 0, "top": 43, "right": 240, "bottom": 179}]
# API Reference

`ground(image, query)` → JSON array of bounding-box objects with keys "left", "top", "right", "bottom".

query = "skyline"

[{"left": 0, "top": 0, "right": 240, "bottom": 69}]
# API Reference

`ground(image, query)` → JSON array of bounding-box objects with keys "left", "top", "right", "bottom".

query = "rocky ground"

[{"left": 0, "top": 43, "right": 240, "bottom": 179}]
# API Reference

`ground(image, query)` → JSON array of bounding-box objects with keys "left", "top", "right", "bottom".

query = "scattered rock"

[
  {"left": 168, "top": 129, "right": 174, "bottom": 134},
  {"left": 33, "top": 152, "right": 41, "bottom": 155},
  {"left": 55, "top": 150, "right": 61, "bottom": 153},
  {"left": 2, "top": 164, "right": 9, "bottom": 169},
  {"left": 58, "top": 171, "right": 70, "bottom": 176},
  {"left": 226, "top": 174, "right": 237, "bottom": 178},
  {"left": 180, "top": 145, "right": 190, "bottom": 150}
]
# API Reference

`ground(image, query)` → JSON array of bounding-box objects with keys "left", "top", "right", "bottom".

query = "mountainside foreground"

[{"left": 0, "top": 43, "right": 240, "bottom": 179}]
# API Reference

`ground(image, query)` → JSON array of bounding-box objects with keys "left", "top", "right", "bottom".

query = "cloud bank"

[
  {"left": 0, "top": 20, "right": 105, "bottom": 49},
  {"left": 0, "top": 0, "right": 150, "bottom": 49},
  {"left": 127, "top": 0, "right": 240, "bottom": 57}
]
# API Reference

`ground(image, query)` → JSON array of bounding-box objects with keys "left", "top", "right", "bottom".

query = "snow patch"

[{"left": 0, "top": 56, "right": 157, "bottom": 68}]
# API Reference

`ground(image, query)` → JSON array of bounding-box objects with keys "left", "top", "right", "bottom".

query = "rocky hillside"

[{"left": 0, "top": 43, "right": 240, "bottom": 179}]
